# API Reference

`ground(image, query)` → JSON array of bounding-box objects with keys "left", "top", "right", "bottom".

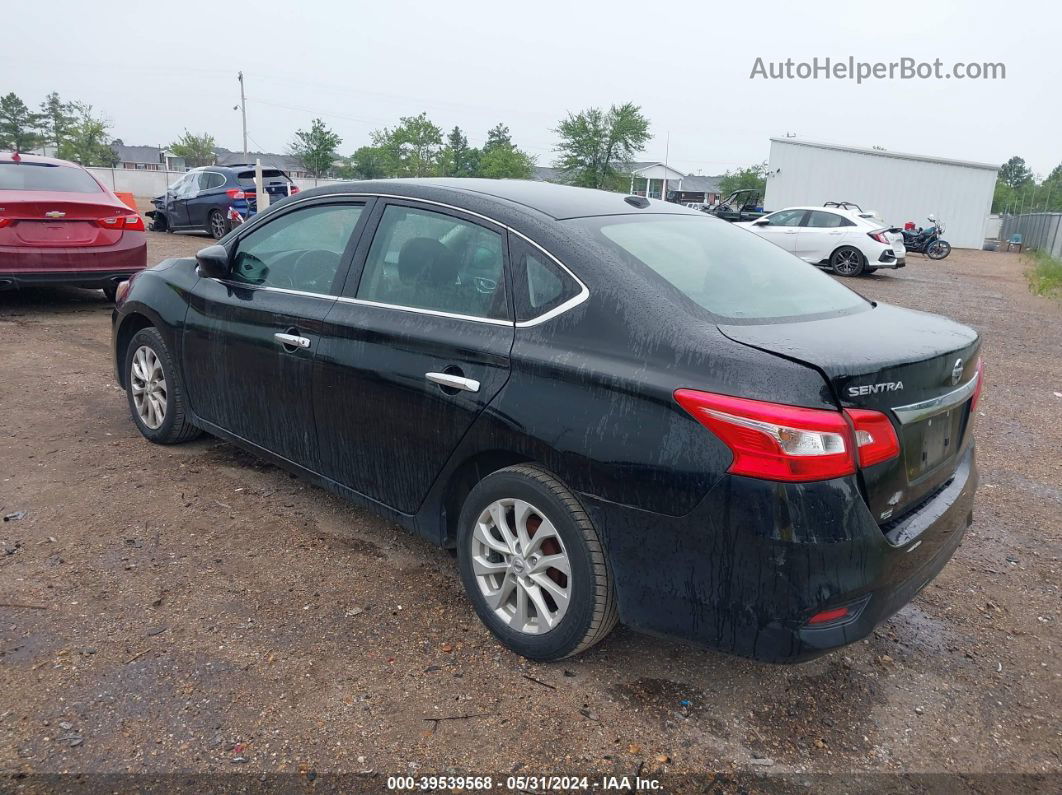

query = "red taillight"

[
  {"left": 869, "top": 231, "right": 889, "bottom": 244},
  {"left": 846, "top": 408, "right": 900, "bottom": 468},
  {"left": 0, "top": 217, "right": 11, "bottom": 229},
  {"left": 674, "top": 390, "right": 856, "bottom": 482},
  {"left": 674, "top": 389, "right": 900, "bottom": 482},
  {"left": 226, "top": 189, "right": 247, "bottom": 199},
  {"left": 289, "top": 185, "right": 300, "bottom": 195},
  {"left": 971, "top": 357, "right": 984, "bottom": 412},
  {"left": 807, "top": 606, "right": 850, "bottom": 625},
  {"left": 97, "top": 214, "right": 145, "bottom": 231}
]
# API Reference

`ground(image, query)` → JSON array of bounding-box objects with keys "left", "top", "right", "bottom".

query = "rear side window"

[
  {"left": 0, "top": 163, "right": 102, "bottom": 193},
  {"left": 580, "top": 215, "right": 868, "bottom": 322},
  {"left": 230, "top": 203, "right": 364, "bottom": 294},
  {"left": 806, "top": 211, "right": 854, "bottom": 228},
  {"left": 509, "top": 237, "right": 581, "bottom": 322},
  {"left": 355, "top": 205, "right": 509, "bottom": 321}
]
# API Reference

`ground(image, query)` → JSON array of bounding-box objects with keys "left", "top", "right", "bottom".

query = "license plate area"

[{"left": 903, "top": 407, "right": 963, "bottom": 481}]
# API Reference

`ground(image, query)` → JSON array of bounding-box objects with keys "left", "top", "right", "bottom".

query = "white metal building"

[{"left": 764, "top": 138, "right": 999, "bottom": 249}]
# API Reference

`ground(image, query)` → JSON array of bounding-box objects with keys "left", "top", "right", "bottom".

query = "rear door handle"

[
  {"left": 274, "top": 332, "right": 311, "bottom": 350},
  {"left": 426, "top": 372, "right": 480, "bottom": 393}
]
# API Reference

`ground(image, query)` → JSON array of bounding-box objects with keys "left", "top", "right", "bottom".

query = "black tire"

[
  {"left": 457, "top": 464, "right": 618, "bottom": 661},
  {"left": 101, "top": 284, "right": 117, "bottom": 303},
  {"left": 830, "top": 246, "right": 866, "bottom": 277},
  {"left": 927, "top": 240, "right": 951, "bottom": 260},
  {"left": 124, "top": 327, "right": 201, "bottom": 444},
  {"left": 149, "top": 213, "right": 168, "bottom": 232},
  {"left": 208, "top": 209, "right": 229, "bottom": 240}
]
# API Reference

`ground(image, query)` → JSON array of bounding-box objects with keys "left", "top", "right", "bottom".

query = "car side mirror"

[
  {"left": 753, "top": 218, "right": 770, "bottom": 226},
  {"left": 196, "top": 244, "right": 230, "bottom": 279}
]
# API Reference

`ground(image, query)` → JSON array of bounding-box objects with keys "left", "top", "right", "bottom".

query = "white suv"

[{"left": 736, "top": 206, "right": 906, "bottom": 277}]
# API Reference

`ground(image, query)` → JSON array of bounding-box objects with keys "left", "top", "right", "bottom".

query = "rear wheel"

[
  {"left": 208, "top": 209, "right": 229, "bottom": 240},
  {"left": 830, "top": 246, "right": 866, "bottom": 277},
  {"left": 457, "top": 464, "right": 618, "bottom": 661},
  {"left": 124, "top": 327, "right": 201, "bottom": 444}
]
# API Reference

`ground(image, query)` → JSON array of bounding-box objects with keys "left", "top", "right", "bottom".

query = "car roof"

[
  {"left": 304, "top": 178, "right": 706, "bottom": 221},
  {"left": 774, "top": 205, "right": 876, "bottom": 222},
  {"left": 0, "top": 151, "right": 82, "bottom": 167}
]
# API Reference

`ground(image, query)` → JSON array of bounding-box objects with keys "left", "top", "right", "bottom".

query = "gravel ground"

[{"left": 1, "top": 232, "right": 1059, "bottom": 781}]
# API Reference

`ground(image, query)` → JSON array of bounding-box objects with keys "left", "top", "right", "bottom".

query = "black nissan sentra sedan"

[{"left": 111, "top": 179, "right": 982, "bottom": 662}]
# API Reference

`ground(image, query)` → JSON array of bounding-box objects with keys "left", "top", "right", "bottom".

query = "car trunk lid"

[
  {"left": 0, "top": 192, "right": 133, "bottom": 248},
  {"left": 718, "top": 302, "right": 980, "bottom": 524}
]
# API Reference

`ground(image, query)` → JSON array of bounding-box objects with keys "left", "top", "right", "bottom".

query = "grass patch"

[{"left": 1025, "top": 249, "right": 1062, "bottom": 298}]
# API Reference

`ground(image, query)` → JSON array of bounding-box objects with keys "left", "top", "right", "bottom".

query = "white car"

[{"left": 736, "top": 206, "right": 906, "bottom": 277}]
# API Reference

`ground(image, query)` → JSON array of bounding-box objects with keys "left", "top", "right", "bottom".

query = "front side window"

[
  {"left": 579, "top": 214, "right": 869, "bottom": 322},
  {"left": 805, "top": 211, "right": 854, "bottom": 228},
  {"left": 355, "top": 205, "right": 509, "bottom": 320},
  {"left": 761, "top": 209, "right": 807, "bottom": 227},
  {"left": 229, "top": 203, "right": 364, "bottom": 294}
]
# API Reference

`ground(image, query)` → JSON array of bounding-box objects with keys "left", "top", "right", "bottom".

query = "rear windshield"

[
  {"left": 0, "top": 162, "right": 103, "bottom": 193},
  {"left": 237, "top": 169, "right": 290, "bottom": 185},
  {"left": 576, "top": 214, "right": 869, "bottom": 322}
]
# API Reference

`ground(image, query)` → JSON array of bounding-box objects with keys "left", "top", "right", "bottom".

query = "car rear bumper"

[
  {"left": 0, "top": 234, "right": 146, "bottom": 288},
  {"left": 581, "top": 443, "right": 976, "bottom": 662},
  {"left": 876, "top": 249, "right": 906, "bottom": 268}
]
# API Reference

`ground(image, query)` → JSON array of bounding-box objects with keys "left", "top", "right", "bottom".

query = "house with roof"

[
  {"left": 213, "top": 147, "right": 313, "bottom": 179},
  {"left": 111, "top": 143, "right": 185, "bottom": 172},
  {"left": 534, "top": 161, "right": 723, "bottom": 205}
]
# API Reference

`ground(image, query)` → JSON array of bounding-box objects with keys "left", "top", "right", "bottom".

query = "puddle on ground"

[{"left": 610, "top": 677, "right": 729, "bottom": 738}]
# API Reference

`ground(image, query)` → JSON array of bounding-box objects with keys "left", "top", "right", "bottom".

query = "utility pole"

[{"left": 238, "top": 71, "right": 248, "bottom": 162}]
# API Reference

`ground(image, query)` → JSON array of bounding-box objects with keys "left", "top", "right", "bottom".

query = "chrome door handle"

[
  {"left": 426, "top": 372, "right": 480, "bottom": 393},
  {"left": 783, "top": 229, "right": 798, "bottom": 234},
  {"left": 274, "top": 332, "right": 311, "bottom": 349}
]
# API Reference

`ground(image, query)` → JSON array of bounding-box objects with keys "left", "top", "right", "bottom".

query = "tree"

[
  {"left": 169, "top": 130, "right": 216, "bottom": 168},
  {"left": 0, "top": 92, "right": 43, "bottom": 153},
  {"left": 998, "top": 155, "right": 1034, "bottom": 189},
  {"left": 483, "top": 123, "right": 513, "bottom": 154},
  {"left": 289, "top": 118, "right": 342, "bottom": 178},
  {"left": 718, "top": 162, "right": 768, "bottom": 196},
  {"left": 553, "top": 102, "right": 650, "bottom": 189},
  {"left": 439, "top": 126, "right": 478, "bottom": 177},
  {"left": 346, "top": 145, "right": 390, "bottom": 179},
  {"left": 477, "top": 145, "right": 535, "bottom": 179},
  {"left": 59, "top": 102, "right": 117, "bottom": 166},
  {"left": 38, "top": 92, "right": 75, "bottom": 152},
  {"left": 370, "top": 112, "right": 443, "bottom": 177}
]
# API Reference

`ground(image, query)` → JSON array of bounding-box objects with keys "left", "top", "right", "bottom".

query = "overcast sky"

[{"left": 3, "top": 0, "right": 1059, "bottom": 175}]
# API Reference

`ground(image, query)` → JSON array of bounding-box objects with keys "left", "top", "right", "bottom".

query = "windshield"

[
  {"left": 0, "top": 162, "right": 103, "bottom": 193},
  {"left": 577, "top": 214, "right": 869, "bottom": 322}
]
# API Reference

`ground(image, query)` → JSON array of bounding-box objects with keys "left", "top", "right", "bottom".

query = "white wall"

[
  {"left": 85, "top": 167, "right": 348, "bottom": 205},
  {"left": 764, "top": 140, "right": 998, "bottom": 249}
]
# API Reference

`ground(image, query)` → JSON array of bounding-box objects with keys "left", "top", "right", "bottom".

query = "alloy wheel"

[
  {"left": 833, "top": 248, "right": 862, "bottom": 275},
  {"left": 470, "top": 498, "right": 572, "bottom": 634},
  {"left": 210, "top": 212, "right": 227, "bottom": 239},
  {"left": 130, "top": 345, "right": 167, "bottom": 429}
]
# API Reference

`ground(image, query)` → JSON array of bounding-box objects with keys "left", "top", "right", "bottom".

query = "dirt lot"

[{"left": 1, "top": 232, "right": 1059, "bottom": 782}]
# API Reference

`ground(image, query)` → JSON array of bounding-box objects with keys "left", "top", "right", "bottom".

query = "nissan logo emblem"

[{"left": 951, "top": 358, "right": 964, "bottom": 385}]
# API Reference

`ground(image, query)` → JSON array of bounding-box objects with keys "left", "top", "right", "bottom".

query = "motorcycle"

[{"left": 901, "top": 215, "right": 952, "bottom": 260}]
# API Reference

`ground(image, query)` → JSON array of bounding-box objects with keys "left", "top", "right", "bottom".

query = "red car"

[{"left": 0, "top": 152, "right": 147, "bottom": 301}]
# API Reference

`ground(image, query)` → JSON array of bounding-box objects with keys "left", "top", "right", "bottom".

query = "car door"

[
  {"left": 186, "top": 170, "right": 227, "bottom": 230},
  {"left": 748, "top": 208, "right": 807, "bottom": 252},
  {"left": 182, "top": 198, "right": 374, "bottom": 469},
  {"left": 797, "top": 210, "right": 856, "bottom": 262},
  {"left": 166, "top": 173, "right": 195, "bottom": 228},
  {"left": 312, "top": 199, "right": 514, "bottom": 513}
]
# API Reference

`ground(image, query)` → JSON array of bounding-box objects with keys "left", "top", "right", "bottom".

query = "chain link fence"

[{"left": 999, "top": 212, "right": 1062, "bottom": 259}]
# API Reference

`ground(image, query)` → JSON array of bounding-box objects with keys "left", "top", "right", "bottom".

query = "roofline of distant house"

[{"left": 769, "top": 137, "right": 999, "bottom": 171}]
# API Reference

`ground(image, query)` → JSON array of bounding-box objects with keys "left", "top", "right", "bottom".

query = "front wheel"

[
  {"left": 457, "top": 465, "right": 618, "bottom": 661},
  {"left": 124, "top": 327, "right": 201, "bottom": 444},
  {"left": 830, "top": 246, "right": 866, "bottom": 277},
  {"left": 927, "top": 240, "right": 951, "bottom": 260}
]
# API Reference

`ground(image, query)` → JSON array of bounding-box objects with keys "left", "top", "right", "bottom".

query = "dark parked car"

[
  {"left": 146, "top": 165, "right": 298, "bottom": 239},
  {"left": 1, "top": 151, "right": 146, "bottom": 300},
  {"left": 112, "top": 180, "right": 982, "bottom": 662}
]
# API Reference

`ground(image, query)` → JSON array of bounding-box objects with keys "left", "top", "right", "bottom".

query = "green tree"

[
  {"left": 371, "top": 112, "right": 443, "bottom": 177},
  {"left": 169, "top": 130, "right": 216, "bottom": 168},
  {"left": 553, "top": 102, "right": 650, "bottom": 189},
  {"left": 482, "top": 123, "right": 512, "bottom": 154},
  {"left": 290, "top": 118, "right": 342, "bottom": 178},
  {"left": 439, "top": 126, "right": 478, "bottom": 177},
  {"left": 59, "top": 102, "right": 117, "bottom": 166},
  {"left": 0, "top": 92, "right": 43, "bottom": 153},
  {"left": 346, "top": 145, "right": 390, "bottom": 179},
  {"left": 998, "top": 155, "right": 1034, "bottom": 189},
  {"left": 38, "top": 92, "right": 75, "bottom": 152},
  {"left": 718, "top": 162, "right": 768, "bottom": 196}
]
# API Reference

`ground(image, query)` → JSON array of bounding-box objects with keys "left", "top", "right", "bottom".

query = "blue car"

[{"left": 147, "top": 165, "right": 298, "bottom": 239}]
